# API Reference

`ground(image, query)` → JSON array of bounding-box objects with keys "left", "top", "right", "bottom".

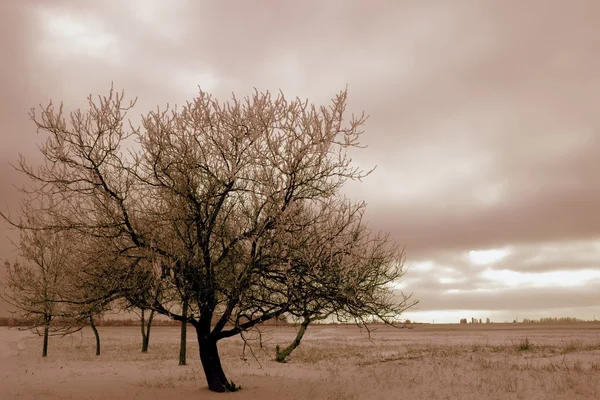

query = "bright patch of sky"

[
  {"left": 468, "top": 248, "right": 510, "bottom": 265},
  {"left": 439, "top": 277, "right": 462, "bottom": 284},
  {"left": 404, "top": 306, "right": 600, "bottom": 324},
  {"left": 35, "top": 8, "right": 120, "bottom": 64},
  {"left": 409, "top": 260, "right": 435, "bottom": 272}
]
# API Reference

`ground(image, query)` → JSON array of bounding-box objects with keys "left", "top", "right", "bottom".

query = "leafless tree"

[
  {"left": 54, "top": 231, "right": 139, "bottom": 356},
  {"left": 0, "top": 214, "right": 81, "bottom": 357},
  {"left": 121, "top": 258, "right": 193, "bottom": 362},
  {"left": 60, "top": 262, "right": 115, "bottom": 357},
  {"left": 3, "top": 85, "right": 413, "bottom": 392},
  {"left": 273, "top": 198, "right": 417, "bottom": 362},
  {"left": 121, "top": 302, "right": 157, "bottom": 353},
  {"left": 118, "top": 261, "right": 161, "bottom": 353}
]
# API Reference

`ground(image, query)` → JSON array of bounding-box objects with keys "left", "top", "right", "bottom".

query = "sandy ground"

[{"left": 2, "top": 323, "right": 600, "bottom": 399}]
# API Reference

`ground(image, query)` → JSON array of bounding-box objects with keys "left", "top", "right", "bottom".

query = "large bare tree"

[{"left": 4, "top": 85, "right": 412, "bottom": 392}]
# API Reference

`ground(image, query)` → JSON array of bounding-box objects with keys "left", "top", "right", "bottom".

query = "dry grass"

[{"left": 3, "top": 324, "right": 600, "bottom": 399}]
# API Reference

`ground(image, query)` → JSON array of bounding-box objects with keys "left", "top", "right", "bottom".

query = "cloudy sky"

[{"left": 1, "top": 0, "right": 600, "bottom": 323}]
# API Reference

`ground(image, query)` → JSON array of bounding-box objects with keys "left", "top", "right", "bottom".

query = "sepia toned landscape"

[
  {"left": 2, "top": 1, "right": 600, "bottom": 398},
  {"left": 3, "top": 323, "right": 600, "bottom": 399}
]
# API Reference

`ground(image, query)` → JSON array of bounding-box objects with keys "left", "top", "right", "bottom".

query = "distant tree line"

[
  {"left": 520, "top": 317, "right": 590, "bottom": 324},
  {"left": 459, "top": 317, "right": 489, "bottom": 324},
  {"left": 459, "top": 316, "right": 594, "bottom": 324}
]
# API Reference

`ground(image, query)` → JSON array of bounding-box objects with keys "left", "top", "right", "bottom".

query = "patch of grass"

[
  {"left": 326, "top": 391, "right": 359, "bottom": 400},
  {"left": 290, "top": 341, "right": 379, "bottom": 364},
  {"left": 517, "top": 337, "right": 532, "bottom": 351},
  {"left": 470, "top": 343, "right": 483, "bottom": 353},
  {"left": 560, "top": 340, "right": 581, "bottom": 354}
]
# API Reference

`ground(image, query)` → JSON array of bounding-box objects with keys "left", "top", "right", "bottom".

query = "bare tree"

[
  {"left": 56, "top": 234, "right": 133, "bottom": 356},
  {"left": 60, "top": 292, "right": 112, "bottom": 357},
  {"left": 119, "top": 264, "right": 161, "bottom": 353},
  {"left": 4, "top": 85, "right": 414, "bottom": 392},
  {"left": 273, "top": 198, "right": 417, "bottom": 362},
  {"left": 1, "top": 220, "right": 79, "bottom": 356},
  {"left": 122, "top": 260, "right": 192, "bottom": 361},
  {"left": 122, "top": 303, "right": 157, "bottom": 353}
]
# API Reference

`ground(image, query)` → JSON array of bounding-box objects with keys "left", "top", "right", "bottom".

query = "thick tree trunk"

[
  {"left": 179, "top": 301, "right": 188, "bottom": 366},
  {"left": 89, "top": 316, "right": 101, "bottom": 356},
  {"left": 141, "top": 309, "right": 155, "bottom": 353},
  {"left": 42, "top": 315, "right": 50, "bottom": 357},
  {"left": 197, "top": 329, "right": 238, "bottom": 392},
  {"left": 275, "top": 316, "right": 311, "bottom": 362}
]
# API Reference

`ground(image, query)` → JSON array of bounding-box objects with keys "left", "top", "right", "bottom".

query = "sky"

[{"left": 1, "top": 0, "right": 600, "bottom": 323}]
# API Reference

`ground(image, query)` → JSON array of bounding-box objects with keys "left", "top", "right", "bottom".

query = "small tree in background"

[
  {"left": 1, "top": 214, "right": 80, "bottom": 357},
  {"left": 56, "top": 234, "right": 135, "bottom": 356},
  {"left": 119, "top": 264, "right": 161, "bottom": 354},
  {"left": 122, "top": 258, "right": 194, "bottom": 363}
]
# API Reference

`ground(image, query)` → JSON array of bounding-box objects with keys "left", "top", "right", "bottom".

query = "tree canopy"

[{"left": 2, "top": 86, "right": 416, "bottom": 392}]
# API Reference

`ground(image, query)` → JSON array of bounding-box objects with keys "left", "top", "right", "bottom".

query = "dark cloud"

[{"left": 1, "top": 0, "right": 600, "bottom": 320}]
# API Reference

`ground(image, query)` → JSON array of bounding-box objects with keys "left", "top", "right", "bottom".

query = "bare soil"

[{"left": 2, "top": 323, "right": 600, "bottom": 399}]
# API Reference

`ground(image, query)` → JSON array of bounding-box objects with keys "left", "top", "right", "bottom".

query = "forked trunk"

[
  {"left": 89, "top": 316, "right": 101, "bottom": 356},
  {"left": 196, "top": 330, "right": 238, "bottom": 392},
  {"left": 275, "top": 316, "right": 311, "bottom": 362},
  {"left": 141, "top": 309, "right": 155, "bottom": 353},
  {"left": 42, "top": 314, "right": 50, "bottom": 357}
]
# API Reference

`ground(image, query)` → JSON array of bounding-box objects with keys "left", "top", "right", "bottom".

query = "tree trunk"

[
  {"left": 140, "top": 308, "right": 146, "bottom": 352},
  {"left": 179, "top": 301, "right": 188, "bottom": 366},
  {"left": 42, "top": 314, "right": 50, "bottom": 357},
  {"left": 141, "top": 308, "right": 155, "bottom": 353},
  {"left": 89, "top": 316, "right": 100, "bottom": 356},
  {"left": 275, "top": 316, "right": 311, "bottom": 362},
  {"left": 197, "top": 329, "right": 238, "bottom": 392}
]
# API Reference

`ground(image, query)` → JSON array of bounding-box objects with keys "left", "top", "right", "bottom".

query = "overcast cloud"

[{"left": 1, "top": 0, "right": 599, "bottom": 322}]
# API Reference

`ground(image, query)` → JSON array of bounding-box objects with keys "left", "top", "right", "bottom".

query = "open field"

[{"left": 2, "top": 323, "right": 600, "bottom": 399}]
